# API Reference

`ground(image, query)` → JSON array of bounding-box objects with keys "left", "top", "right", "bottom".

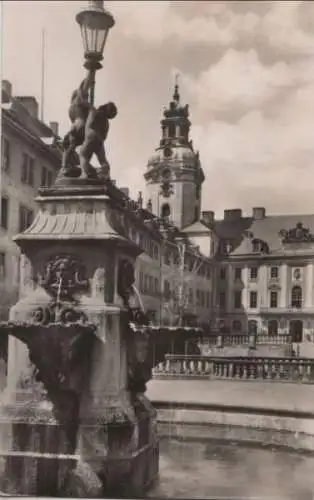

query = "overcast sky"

[{"left": 3, "top": 1, "right": 314, "bottom": 218}]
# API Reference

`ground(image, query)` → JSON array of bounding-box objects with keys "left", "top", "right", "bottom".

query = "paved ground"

[{"left": 147, "top": 379, "right": 314, "bottom": 413}]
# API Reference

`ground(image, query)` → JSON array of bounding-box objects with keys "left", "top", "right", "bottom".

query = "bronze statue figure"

[
  {"left": 61, "top": 69, "right": 117, "bottom": 181},
  {"left": 62, "top": 70, "right": 93, "bottom": 174},
  {"left": 79, "top": 101, "right": 117, "bottom": 180}
]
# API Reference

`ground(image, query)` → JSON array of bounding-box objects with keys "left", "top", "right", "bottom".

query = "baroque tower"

[{"left": 144, "top": 79, "right": 205, "bottom": 230}]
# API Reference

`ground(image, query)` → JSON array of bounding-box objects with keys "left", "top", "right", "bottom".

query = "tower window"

[
  {"left": 161, "top": 203, "right": 171, "bottom": 219},
  {"left": 168, "top": 123, "right": 175, "bottom": 138}
]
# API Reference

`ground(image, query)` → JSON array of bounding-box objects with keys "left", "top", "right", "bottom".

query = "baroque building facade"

[
  {"left": 139, "top": 81, "right": 314, "bottom": 343},
  {"left": 212, "top": 208, "right": 314, "bottom": 345},
  {"left": 1, "top": 79, "right": 62, "bottom": 321}
]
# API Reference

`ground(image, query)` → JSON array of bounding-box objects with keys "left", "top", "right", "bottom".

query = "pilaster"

[
  {"left": 305, "top": 262, "right": 314, "bottom": 308},
  {"left": 280, "top": 264, "right": 288, "bottom": 308}
]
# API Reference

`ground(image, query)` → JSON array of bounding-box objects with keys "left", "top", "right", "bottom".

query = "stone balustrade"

[
  {"left": 200, "top": 334, "right": 291, "bottom": 347},
  {"left": 153, "top": 354, "right": 314, "bottom": 383}
]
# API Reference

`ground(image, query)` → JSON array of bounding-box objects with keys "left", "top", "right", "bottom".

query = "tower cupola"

[
  {"left": 144, "top": 76, "right": 205, "bottom": 230},
  {"left": 160, "top": 76, "right": 192, "bottom": 149}
]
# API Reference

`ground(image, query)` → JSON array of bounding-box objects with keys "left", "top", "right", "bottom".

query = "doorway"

[{"left": 289, "top": 320, "right": 303, "bottom": 343}]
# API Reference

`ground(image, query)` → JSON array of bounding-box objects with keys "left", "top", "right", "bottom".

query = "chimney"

[
  {"left": 15, "top": 96, "right": 39, "bottom": 119},
  {"left": 49, "top": 121, "right": 59, "bottom": 136},
  {"left": 224, "top": 209, "right": 242, "bottom": 221},
  {"left": 201, "top": 210, "right": 215, "bottom": 225},
  {"left": 252, "top": 207, "right": 266, "bottom": 220},
  {"left": 120, "top": 187, "right": 129, "bottom": 198},
  {"left": 2, "top": 80, "right": 12, "bottom": 102}
]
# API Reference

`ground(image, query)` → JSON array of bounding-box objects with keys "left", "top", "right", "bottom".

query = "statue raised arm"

[{"left": 61, "top": 70, "right": 94, "bottom": 175}]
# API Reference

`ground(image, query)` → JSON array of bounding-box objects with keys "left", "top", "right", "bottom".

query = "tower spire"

[{"left": 173, "top": 73, "right": 180, "bottom": 103}]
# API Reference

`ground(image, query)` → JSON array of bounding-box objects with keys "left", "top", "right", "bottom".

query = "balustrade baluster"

[
  {"left": 190, "top": 359, "right": 195, "bottom": 375},
  {"left": 304, "top": 361, "right": 311, "bottom": 382},
  {"left": 234, "top": 362, "right": 241, "bottom": 379}
]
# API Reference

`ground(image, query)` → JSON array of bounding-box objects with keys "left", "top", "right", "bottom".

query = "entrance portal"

[{"left": 289, "top": 320, "right": 303, "bottom": 343}]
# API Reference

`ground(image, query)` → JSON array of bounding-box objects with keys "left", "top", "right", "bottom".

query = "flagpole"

[{"left": 40, "top": 28, "right": 46, "bottom": 122}]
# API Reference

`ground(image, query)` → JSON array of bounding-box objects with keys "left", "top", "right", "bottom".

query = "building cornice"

[{"left": 217, "top": 253, "right": 314, "bottom": 263}]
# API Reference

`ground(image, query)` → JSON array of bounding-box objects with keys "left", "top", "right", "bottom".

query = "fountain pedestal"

[{"left": 0, "top": 181, "right": 159, "bottom": 496}]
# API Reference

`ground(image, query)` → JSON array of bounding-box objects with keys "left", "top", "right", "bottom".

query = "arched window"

[
  {"left": 232, "top": 320, "right": 242, "bottom": 333},
  {"left": 248, "top": 320, "right": 258, "bottom": 335},
  {"left": 161, "top": 203, "right": 171, "bottom": 219},
  {"left": 268, "top": 319, "right": 278, "bottom": 336},
  {"left": 291, "top": 286, "right": 302, "bottom": 308},
  {"left": 168, "top": 123, "right": 175, "bottom": 138}
]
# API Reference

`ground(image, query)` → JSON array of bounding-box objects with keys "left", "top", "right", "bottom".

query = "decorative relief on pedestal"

[
  {"left": 279, "top": 222, "right": 314, "bottom": 243},
  {"left": 40, "top": 254, "right": 89, "bottom": 301},
  {"left": 31, "top": 304, "right": 88, "bottom": 325}
]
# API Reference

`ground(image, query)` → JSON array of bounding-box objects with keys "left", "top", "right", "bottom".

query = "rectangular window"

[
  {"left": 249, "top": 267, "right": 258, "bottom": 280},
  {"left": 270, "top": 291, "right": 278, "bottom": 308},
  {"left": 249, "top": 291, "right": 258, "bottom": 309},
  {"left": 164, "top": 280, "right": 171, "bottom": 300},
  {"left": 0, "top": 253, "right": 5, "bottom": 279},
  {"left": 206, "top": 291, "right": 210, "bottom": 308},
  {"left": 148, "top": 275, "right": 154, "bottom": 295},
  {"left": 189, "top": 288, "right": 193, "bottom": 305},
  {"left": 1, "top": 197, "right": 9, "bottom": 230},
  {"left": 19, "top": 205, "right": 34, "bottom": 233},
  {"left": 234, "top": 291, "right": 242, "bottom": 309},
  {"left": 1, "top": 138, "right": 10, "bottom": 172},
  {"left": 220, "top": 267, "right": 226, "bottom": 280},
  {"left": 28, "top": 158, "right": 34, "bottom": 186},
  {"left": 153, "top": 244, "right": 159, "bottom": 261},
  {"left": 219, "top": 292, "right": 226, "bottom": 309},
  {"left": 270, "top": 266, "right": 279, "bottom": 279},
  {"left": 164, "top": 248, "right": 171, "bottom": 266},
  {"left": 41, "top": 166, "right": 48, "bottom": 187},
  {"left": 21, "top": 153, "right": 35, "bottom": 186},
  {"left": 21, "top": 154, "right": 28, "bottom": 183},
  {"left": 234, "top": 267, "right": 242, "bottom": 280}
]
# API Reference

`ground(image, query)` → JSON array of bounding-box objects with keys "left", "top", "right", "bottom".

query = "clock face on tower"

[{"left": 162, "top": 168, "right": 171, "bottom": 180}]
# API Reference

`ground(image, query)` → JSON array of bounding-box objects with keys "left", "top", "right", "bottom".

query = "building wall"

[
  {"left": 0, "top": 107, "right": 60, "bottom": 319},
  {"left": 216, "top": 259, "right": 314, "bottom": 340},
  {"left": 134, "top": 237, "right": 213, "bottom": 326}
]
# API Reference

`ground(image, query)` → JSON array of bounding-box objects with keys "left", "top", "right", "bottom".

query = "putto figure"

[
  {"left": 79, "top": 101, "right": 117, "bottom": 180},
  {"left": 61, "top": 69, "right": 117, "bottom": 180}
]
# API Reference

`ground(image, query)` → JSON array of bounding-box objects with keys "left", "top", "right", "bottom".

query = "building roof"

[
  {"left": 214, "top": 213, "right": 314, "bottom": 258},
  {"left": 181, "top": 220, "right": 211, "bottom": 234}
]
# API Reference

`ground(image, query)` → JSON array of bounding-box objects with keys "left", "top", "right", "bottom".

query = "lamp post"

[{"left": 76, "top": 0, "right": 115, "bottom": 106}]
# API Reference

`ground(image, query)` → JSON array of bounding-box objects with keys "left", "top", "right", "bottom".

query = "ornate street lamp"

[{"left": 76, "top": 0, "right": 115, "bottom": 105}]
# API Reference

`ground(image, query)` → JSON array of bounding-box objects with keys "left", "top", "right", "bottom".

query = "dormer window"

[
  {"left": 252, "top": 239, "right": 261, "bottom": 253},
  {"left": 219, "top": 239, "right": 232, "bottom": 255},
  {"left": 252, "top": 238, "right": 269, "bottom": 254}
]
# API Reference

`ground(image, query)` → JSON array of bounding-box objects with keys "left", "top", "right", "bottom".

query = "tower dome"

[{"left": 144, "top": 76, "right": 205, "bottom": 230}]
